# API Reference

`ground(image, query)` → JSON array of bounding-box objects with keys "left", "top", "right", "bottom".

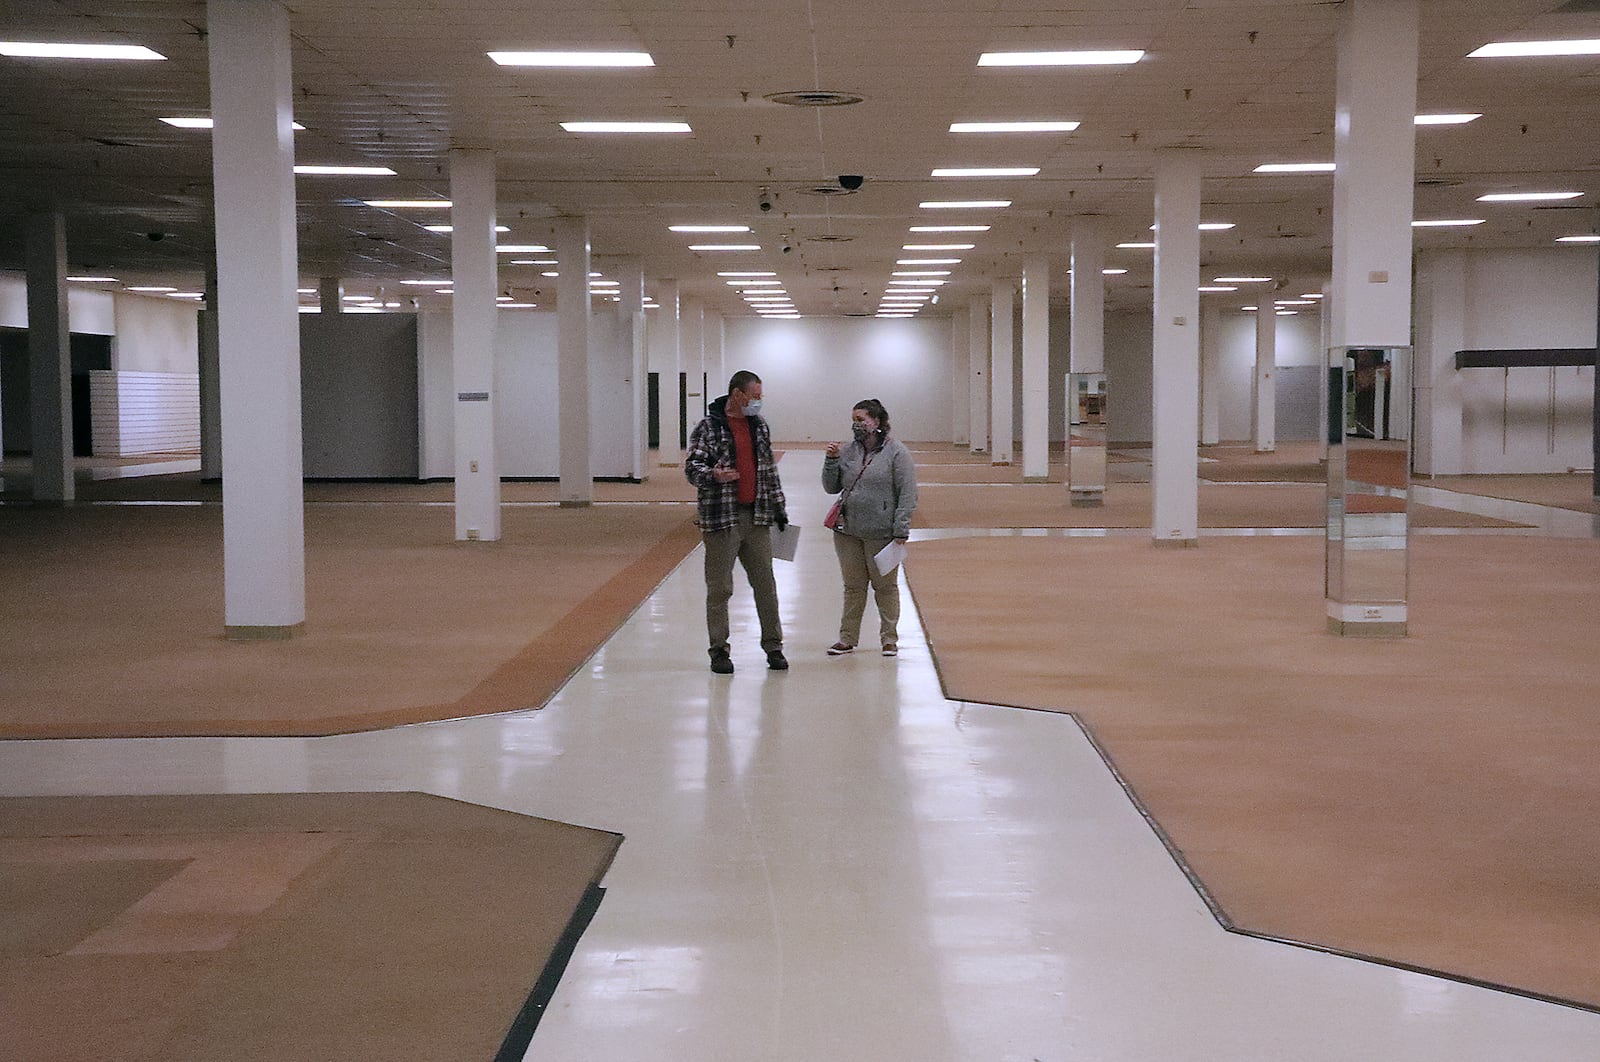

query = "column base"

[
  {"left": 1327, "top": 602, "right": 1407, "bottom": 638},
  {"left": 559, "top": 498, "right": 593, "bottom": 508},
  {"left": 1327, "top": 618, "right": 1407, "bottom": 638},
  {"left": 1069, "top": 493, "right": 1104, "bottom": 508},
  {"left": 1023, "top": 475, "right": 1050, "bottom": 483},
  {"left": 991, "top": 460, "right": 1013, "bottom": 467},
  {"left": 1151, "top": 537, "right": 1198, "bottom": 549},
  {"left": 226, "top": 622, "right": 305, "bottom": 642}
]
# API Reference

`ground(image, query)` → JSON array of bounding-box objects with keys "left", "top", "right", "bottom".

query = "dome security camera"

[
  {"left": 758, "top": 189, "right": 773, "bottom": 213},
  {"left": 146, "top": 231, "right": 166, "bottom": 242},
  {"left": 838, "top": 174, "right": 864, "bottom": 191}
]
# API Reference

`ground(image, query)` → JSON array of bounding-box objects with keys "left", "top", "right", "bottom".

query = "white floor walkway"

[{"left": 3, "top": 451, "right": 1598, "bottom": 1060}]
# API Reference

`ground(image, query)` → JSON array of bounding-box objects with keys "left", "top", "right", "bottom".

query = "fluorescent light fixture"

[
  {"left": 1300, "top": 294, "right": 1325, "bottom": 300},
  {"left": 931, "top": 166, "right": 1039, "bottom": 178},
  {"left": 128, "top": 286, "right": 177, "bottom": 293},
  {"left": 497, "top": 245, "right": 551, "bottom": 254},
  {"left": 1275, "top": 300, "right": 1316, "bottom": 306},
  {"left": 893, "top": 271, "right": 952, "bottom": 277},
  {"left": 1557, "top": 234, "right": 1600, "bottom": 243},
  {"left": 0, "top": 42, "right": 164, "bottom": 60},
  {"left": 1253, "top": 162, "right": 1336, "bottom": 173},
  {"left": 496, "top": 295, "right": 514, "bottom": 301},
  {"left": 1413, "top": 218, "right": 1485, "bottom": 227},
  {"left": 889, "top": 280, "right": 945, "bottom": 286},
  {"left": 295, "top": 165, "right": 396, "bottom": 176},
  {"left": 1148, "top": 223, "right": 1235, "bottom": 231},
  {"left": 1477, "top": 191, "right": 1582, "bottom": 202},
  {"left": 67, "top": 275, "right": 117, "bottom": 283},
  {"left": 500, "top": 303, "right": 538, "bottom": 308},
  {"left": 1212, "top": 276, "right": 1274, "bottom": 284},
  {"left": 590, "top": 281, "right": 620, "bottom": 288},
  {"left": 909, "top": 225, "right": 989, "bottom": 233},
  {"left": 166, "top": 292, "right": 204, "bottom": 299},
  {"left": 689, "top": 244, "right": 760, "bottom": 251},
  {"left": 365, "top": 199, "right": 452, "bottom": 209},
  {"left": 1241, "top": 306, "right": 1258, "bottom": 311},
  {"left": 1198, "top": 285, "right": 1238, "bottom": 293},
  {"left": 919, "top": 200, "right": 1010, "bottom": 209},
  {"left": 1468, "top": 39, "right": 1600, "bottom": 59},
  {"left": 727, "top": 279, "right": 782, "bottom": 286},
  {"left": 669, "top": 224, "right": 750, "bottom": 233},
  {"left": 541, "top": 272, "right": 560, "bottom": 277},
  {"left": 488, "top": 50, "right": 653, "bottom": 67},
  {"left": 1102, "top": 268, "right": 1128, "bottom": 275},
  {"left": 561, "top": 121, "right": 691, "bottom": 134},
  {"left": 342, "top": 294, "right": 375, "bottom": 302},
  {"left": 162, "top": 116, "right": 305, "bottom": 130},
  {"left": 903, "top": 243, "right": 975, "bottom": 251},
  {"left": 1117, "top": 241, "right": 1155, "bottom": 249},
  {"left": 978, "top": 50, "right": 1143, "bottom": 67},
  {"left": 531, "top": 260, "right": 558, "bottom": 266},
  {"left": 949, "top": 120, "right": 1080, "bottom": 133},
  {"left": 1415, "top": 113, "right": 1481, "bottom": 125},
  {"left": 898, "top": 258, "right": 962, "bottom": 265},
  {"left": 718, "top": 271, "right": 777, "bottom": 277},
  {"left": 434, "top": 289, "right": 454, "bottom": 295},
  {"left": 424, "top": 224, "right": 510, "bottom": 233},
  {"left": 1276, "top": 310, "right": 1298, "bottom": 316},
  {"left": 298, "top": 306, "right": 321, "bottom": 314},
  {"left": 400, "top": 279, "right": 451, "bottom": 286}
]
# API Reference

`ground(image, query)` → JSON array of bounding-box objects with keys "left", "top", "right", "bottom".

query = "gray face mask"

[
  {"left": 743, "top": 398, "right": 763, "bottom": 416},
  {"left": 851, "top": 423, "right": 871, "bottom": 441}
]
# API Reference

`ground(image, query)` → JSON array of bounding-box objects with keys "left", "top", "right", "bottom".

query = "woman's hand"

[{"left": 825, "top": 442, "right": 841, "bottom": 459}]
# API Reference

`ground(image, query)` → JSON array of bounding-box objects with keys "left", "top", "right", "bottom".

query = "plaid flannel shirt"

[{"left": 685, "top": 397, "right": 788, "bottom": 532}]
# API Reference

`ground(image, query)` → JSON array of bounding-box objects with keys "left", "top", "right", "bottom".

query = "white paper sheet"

[
  {"left": 771, "top": 523, "right": 802, "bottom": 562},
  {"left": 872, "top": 540, "right": 908, "bottom": 576}
]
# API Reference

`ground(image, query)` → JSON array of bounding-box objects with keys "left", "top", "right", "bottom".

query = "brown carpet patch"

[
  {"left": 908, "top": 533, "right": 1600, "bottom": 1009},
  {"left": 0, "top": 793, "right": 620, "bottom": 1062}
]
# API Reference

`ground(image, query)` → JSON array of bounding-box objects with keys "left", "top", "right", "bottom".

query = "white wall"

[
  {"left": 723, "top": 317, "right": 951, "bottom": 442},
  {"left": 1416, "top": 248, "right": 1596, "bottom": 474},
  {"left": 0, "top": 272, "right": 116, "bottom": 334},
  {"left": 112, "top": 293, "right": 199, "bottom": 373},
  {"left": 420, "top": 308, "right": 633, "bottom": 479},
  {"left": 1207, "top": 309, "right": 1323, "bottom": 443},
  {"left": 89, "top": 370, "right": 200, "bottom": 456}
]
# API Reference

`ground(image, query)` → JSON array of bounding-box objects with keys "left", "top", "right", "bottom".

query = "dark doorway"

[
  {"left": 678, "top": 371, "right": 688, "bottom": 450},
  {"left": 0, "top": 328, "right": 111, "bottom": 456},
  {"left": 647, "top": 371, "right": 660, "bottom": 449}
]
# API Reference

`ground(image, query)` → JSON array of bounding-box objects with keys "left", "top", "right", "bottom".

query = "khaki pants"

[
  {"left": 832, "top": 531, "right": 899, "bottom": 649},
  {"left": 703, "top": 507, "right": 783, "bottom": 655}
]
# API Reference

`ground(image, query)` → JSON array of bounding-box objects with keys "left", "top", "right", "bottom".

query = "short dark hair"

[
  {"left": 853, "top": 398, "right": 890, "bottom": 436},
  {"left": 728, "top": 370, "right": 761, "bottom": 395}
]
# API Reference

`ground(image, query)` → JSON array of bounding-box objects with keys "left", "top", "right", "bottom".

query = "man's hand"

[
  {"left": 712, "top": 464, "right": 740, "bottom": 483},
  {"left": 777, "top": 513, "right": 789, "bottom": 531}
]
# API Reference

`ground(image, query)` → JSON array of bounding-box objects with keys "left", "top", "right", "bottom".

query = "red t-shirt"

[{"left": 728, "top": 414, "right": 758, "bottom": 504}]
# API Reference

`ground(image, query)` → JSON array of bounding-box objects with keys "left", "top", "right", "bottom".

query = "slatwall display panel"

[{"left": 89, "top": 370, "right": 200, "bottom": 456}]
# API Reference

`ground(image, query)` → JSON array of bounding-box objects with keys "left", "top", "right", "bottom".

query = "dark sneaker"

[
  {"left": 710, "top": 649, "right": 734, "bottom": 674},
  {"left": 882, "top": 644, "right": 898, "bottom": 657},
  {"left": 766, "top": 649, "right": 789, "bottom": 671},
  {"left": 827, "top": 642, "right": 854, "bottom": 656}
]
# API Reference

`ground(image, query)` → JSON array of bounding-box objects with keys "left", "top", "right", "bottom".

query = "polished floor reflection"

[{"left": 2, "top": 452, "right": 1598, "bottom": 1060}]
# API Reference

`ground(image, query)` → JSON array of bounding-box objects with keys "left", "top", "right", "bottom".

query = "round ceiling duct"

[{"left": 764, "top": 90, "right": 865, "bottom": 107}]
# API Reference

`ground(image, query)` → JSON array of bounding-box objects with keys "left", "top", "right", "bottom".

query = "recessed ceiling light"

[
  {"left": 1300, "top": 294, "right": 1325, "bottom": 300},
  {"left": 1477, "top": 191, "right": 1582, "bottom": 202},
  {"left": 424, "top": 224, "right": 511, "bottom": 233},
  {"left": 930, "top": 167, "right": 1039, "bottom": 178},
  {"left": 1102, "top": 268, "right": 1128, "bottom": 275},
  {"left": 1468, "top": 39, "right": 1600, "bottom": 59},
  {"left": 919, "top": 200, "right": 1010, "bottom": 209},
  {"left": 949, "top": 120, "right": 1080, "bottom": 133},
  {"left": 590, "top": 280, "right": 620, "bottom": 287},
  {"left": 497, "top": 245, "right": 552, "bottom": 254},
  {"left": 689, "top": 244, "right": 761, "bottom": 251},
  {"left": 978, "top": 50, "right": 1143, "bottom": 67},
  {"left": 1241, "top": 306, "right": 1258, "bottom": 311},
  {"left": 1117, "top": 242, "right": 1155, "bottom": 249},
  {"left": 561, "top": 121, "right": 691, "bottom": 133},
  {"left": 893, "top": 271, "right": 952, "bottom": 277},
  {"left": 67, "top": 275, "right": 117, "bottom": 283},
  {"left": 541, "top": 272, "right": 560, "bottom": 278},
  {"left": 488, "top": 50, "right": 654, "bottom": 67},
  {"left": 718, "top": 271, "right": 777, "bottom": 277},
  {"left": 500, "top": 303, "right": 538, "bottom": 308},
  {"left": 128, "top": 286, "right": 177, "bottom": 293},
  {"left": 496, "top": 295, "right": 515, "bottom": 301},
  {"left": 434, "top": 289, "right": 454, "bottom": 295},
  {"left": 342, "top": 294, "right": 376, "bottom": 302},
  {"left": 161, "top": 116, "right": 307, "bottom": 130},
  {"left": 400, "top": 279, "right": 451, "bottom": 285},
  {"left": 1199, "top": 285, "right": 1238, "bottom": 293},
  {"left": 1276, "top": 310, "right": 1298, "bottom": 316},
  {"left": 296, "top": 288, "right": 317, "bottom": 294},
  {"left": 1412, "top": 218, "right": 1485, "bottom": 227},
  {"left": 1557, "top": 234, "right": 1600, "bottom": 243},
  {"left": 1148, "top": 223, "right": 1235, "bottom": 231},
  {"left": 166, "top": 292, "right": 204, "bottom": 299},
  {"left": 903, "top": 243, "right": 975, "bottom": 251},
  {"left": 1415, "top": 113, "right": 1482, "bottom": 125},
  {"left": 295, "top": 165, "right": 396, "bottom": 176},
  {"left": 0, "top": 42, "right": 164, "bottom": 60},
  {"left": 365, "top": 200, "right": 452, "bottom": 209},
  {"left": 897, "top": 258, "right": 962, "bottom": 265},
  {"left": 909, "top": 225, "right": 989, "bottom": 233},
  {"left": 670, "top": 224, "right": 750, "bottom": 233},
  {"left": 1275, "top": 300, "right": 1316, "bottom": 306},
  {"left": 889, "top": 280, "right": 945, "bottom": 286},
  {"left": 1212, "top": 277, "right": 1274, "bottom": 284},
  {"left": 298, "top": 306, "right": 321, "bottom": 314},
  {"left": 1253, "top": 162, "right": 1336, "bottom": 173}
]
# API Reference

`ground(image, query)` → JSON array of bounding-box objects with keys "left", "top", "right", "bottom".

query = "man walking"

[{"left": 685, "top": 370, "right": 789, "bottom": 674}]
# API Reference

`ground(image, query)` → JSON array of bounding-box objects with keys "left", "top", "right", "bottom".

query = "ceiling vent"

[
  {"left": 1415, "top": 177, "right": 1463, "bottom": 188},
  {"left": 797, "top": 185, "right": 858, "bottom": 197},
  {"left": 765, "top": 90, "right": 865, "bottom": 107},
  {"left": 805, "top": 234, "right": 855, "bottom": 242}
]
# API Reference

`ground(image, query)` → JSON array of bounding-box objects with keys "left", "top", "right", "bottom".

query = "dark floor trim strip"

[{"left": 494, "top": 882, "right": 608, "bottom": 1062}]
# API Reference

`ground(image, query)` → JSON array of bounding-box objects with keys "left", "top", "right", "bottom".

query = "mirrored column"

[{"left": 1067, "top": 373, "right": 1107, "bottom": 506}]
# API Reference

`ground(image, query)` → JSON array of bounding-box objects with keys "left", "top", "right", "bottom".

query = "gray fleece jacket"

[{"left": 821, "top": 435, "right": 918, "bottom": 540}]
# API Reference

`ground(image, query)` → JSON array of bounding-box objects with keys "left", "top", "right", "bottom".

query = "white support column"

[
  {"left": 1151, "top": 149, "right": 1202, "bottom": 548},
  {"left": 708, "top": 312, "right": 725, "bottom": 395},
  {"left": 449, "top": 148, "right": 501, "bottom": 538},
  {"left": 950, "top": 307, "right": 970, "bottom": 446},
  {"left": 199, "top": 262, "right": 222, "bottom": 479},
  {"left": 990, "top": 280, "right": 1015, "bottom": 465},
  {"left": 618, "top": 256, "right": 646, "bottom": 481},
  {"left": 1069, "top": 216, "right": 1107, "bottom": 377},
  {"left": 658, "top": 280, "right": 682, "bottom": 465},
  {"left": 318, "top": 276, "right": 342, "bottom": 314},
  {"left": 968, "top": 295, "right": 989, "bottom": 452},
  {"left": 25, "top": 213, "right": 73, "bottom": 504},
  {"left": 683, "top": 298, "right": 706, "bottom": 420},
  {"left": 1318, "top": 279, "right": 1334, "bottom": 463},
  {"left": 1021, "top": 256, "right": 1050, "bottom": 480},
  {"left": 556, "top": 215, "right": 592, "bottom": 506},
  {"left": 208, "top": 0, "right": 304, "bottom": 637},
  {"left": 1253, "top": 297, "right": 1277, "bottom": 452},
  {"left": 1200, "top": 301, "right": 1223, "bottom": 446}
]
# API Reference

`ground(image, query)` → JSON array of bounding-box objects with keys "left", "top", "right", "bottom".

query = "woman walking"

[{"left": 821, "top": 399, "right": 918, "bottom": 657}]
